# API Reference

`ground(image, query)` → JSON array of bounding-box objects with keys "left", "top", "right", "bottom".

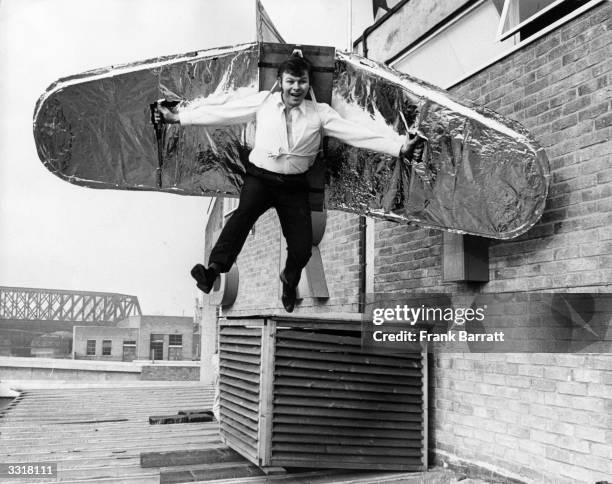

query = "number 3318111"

[
  {"left": 10, "top": 465, "right": 53, "bottom": 474},
  {"left": 1, "top": 463, "right": 57, "bottom": 478}
]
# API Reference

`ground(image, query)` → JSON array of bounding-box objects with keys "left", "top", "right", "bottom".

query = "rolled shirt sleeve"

[
  {"left": 320, "top": 103, "right": 404, "bottom": 157},
  {"left": 179, "top": 90, "right": 270, "bottom": 126}
]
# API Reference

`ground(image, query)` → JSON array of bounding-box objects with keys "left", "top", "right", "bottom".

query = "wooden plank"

[
  {"left": 273, "top": 405, "right": 421, "bottom": 421},
  {"left": 273, "top": 414, "right": 423, "bottom": 429},
  {"left": 273, "top": 385, "right": 421, "bottom": 401},
  {"left": 219, "top": 343, "right": 262, "bottom": 355},
  {"left": 274, "top": 357, "right": 419, "bottom": 377},
  {"left": 221, "top": 416, "right": 258, "bottom": 442},
  {"left": 221, "top": 420, "right": 258, "bottom": 446},
  {"left": 272, "top": 424, "right": 422, "bottom": 439},
  {"left": 274, "top": 367, "right": 422, "bottom": 384},
  {"left": 140, "top": 447, "right": 243, "bottom": 468},
  {"left": 272, "top": 396, "right": 421, "bottom": 412},
  {"left": 220, "top": 351, "right": 260, "bottom": 365},
  {"left": 274, "top": 376, "right": 417, "bottom": 394},
  {"left": 220, "top": 392, "right": 259, "bottom": 414},
  {"left": 160, "top": 463, "right": 264, "bottom": 484},
  {"left": 257, "top": 319, "right": 276, "bottom": 467},
  {"left": 219, "top": 319, "right": 266, "bottom": 329},
  {"left": 270, "top": 456, "right": 423, "bottom": 471},
  {"left": 276, "top": 330, "right": 362, "bottom": 346},
  {"left": 220, "top": 383, "right": 259, "bottom": 404},
  {"left": 272, "top": 433, "right": 422, "bottom": 448},
  {"left": 222, "top": 432, "right": 259, "bottom": 466},
  {"left": 270, "top": 452, "right": 422, "bottom": 464},
  {"left": 268, "top": 312, "right": 366, "bottom": 324},
  {"left": 270, "top": 443, "right": 421, "bottom": 457},
  {"left": 275, "top": 338, "right": 422, "bottom": 360},
  {"left": 219, "top": 367, "right": 261, "bottom": 386},
  {"left": 219, "top": 398, "right": 258, "bottom": 422},
  {"left": 219, "top": 360, "right": 261, "bottom": 375},
  {"left": 219, "top": 336, "right": 264, "bottom": 346},
  {"left": 219, "top": 370, "right": 260, "bottom": 392},
  {"left": 275, "top": 349, "right": 421, "bottom": 370},
  {"left": 221, "top": 406, "right": 259, "bottom": 433}
]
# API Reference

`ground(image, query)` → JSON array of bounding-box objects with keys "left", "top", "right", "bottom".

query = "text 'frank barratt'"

[{"left": 372, "top": 329, "right": 505, "bottom": 343}]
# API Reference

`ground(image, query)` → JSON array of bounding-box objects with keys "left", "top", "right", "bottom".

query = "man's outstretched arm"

[
  {"left": 155, "top": 90, "right": 269, "bottom": 126},
  {"left": 320, "top": 104, "right": 423, "bottom": 158}
]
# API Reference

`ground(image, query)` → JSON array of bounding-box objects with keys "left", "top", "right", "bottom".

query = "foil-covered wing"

[
  {"left": 329, "top": 53, "right": 549, "bottom": 239},
  {"left": 34, "top": 43, "right": 260, "bottom": 196},
  {"left": 33, "top": 43, "right": 549, "bottom": 239}
]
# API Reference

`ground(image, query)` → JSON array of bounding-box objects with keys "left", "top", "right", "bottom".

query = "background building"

[{"left": 74, "top": 315, "right": 195, "bottom": 362}]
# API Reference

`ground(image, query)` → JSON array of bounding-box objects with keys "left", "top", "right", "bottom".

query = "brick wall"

[
  {"left": 419, "top": 5, "right": 611, "bottom": 483},
  {"left": 140, "top": 364, "right": 200, "bottom": 381}
]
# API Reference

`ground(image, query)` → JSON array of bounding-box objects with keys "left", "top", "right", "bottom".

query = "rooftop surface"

[{"left": 0, "top": 382, "right": 470, "bottom": 483}]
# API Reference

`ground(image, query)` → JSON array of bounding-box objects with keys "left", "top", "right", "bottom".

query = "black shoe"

[
  {"left": 191, "top": 264, "right": 217, "bottom": 294},
  {"left": 280, "top": 271, "right": 296, "bottom": 313}
]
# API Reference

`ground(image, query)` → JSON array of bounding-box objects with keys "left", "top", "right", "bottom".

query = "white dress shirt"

[{"left": 179, "top": 91, "right": 404, "bottom": 175}]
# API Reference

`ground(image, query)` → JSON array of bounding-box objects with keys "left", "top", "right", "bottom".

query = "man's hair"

[{"left": 277, "top": 55, "right": 313, "bottom": 81}]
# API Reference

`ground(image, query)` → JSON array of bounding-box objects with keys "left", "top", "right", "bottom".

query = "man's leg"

[
  {"left": 275, "top": 184, "right": 312, "bottom": 310},
  {"left": 193, "top": 174, "right": 272, "bottom": 292}
]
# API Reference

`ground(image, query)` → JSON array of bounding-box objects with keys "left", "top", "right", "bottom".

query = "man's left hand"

[{"left": 400, "top": 130, "right": 426, "bottom": 159}]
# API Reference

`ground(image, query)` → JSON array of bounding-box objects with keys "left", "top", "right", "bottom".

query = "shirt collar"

[{"left": 273, "top": 91, "right": 307, "bottom": 115}]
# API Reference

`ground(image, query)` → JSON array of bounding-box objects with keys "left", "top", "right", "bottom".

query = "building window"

[
  {"left": 150, "top": 334, "right": 164, "bottom": 360},
  {"left": 497, "top": 0, "right": 593, "bottom": 41},
  {"left": 102, "top": 340, "right": 112, "bottom": 356},
  {"left": 391, "top": 0, "right": 603, "bottom": 88},
  {"left": 123, "top": 340, "right": 136, "bottom": 346},
  {"left": 86, "top": 340, "right": 96, "bottom": 356},
  {"left": 169, "top": 334, "right": 183, "bottom": 346}
]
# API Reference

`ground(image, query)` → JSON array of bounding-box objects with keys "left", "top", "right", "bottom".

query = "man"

[{"left": 157, "top": 55, "right": 419, "bottom": 312}]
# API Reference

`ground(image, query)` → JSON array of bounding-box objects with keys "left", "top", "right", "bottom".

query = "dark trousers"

[{"left": 209, "top": 166, "right": 313, "bottom": 288}]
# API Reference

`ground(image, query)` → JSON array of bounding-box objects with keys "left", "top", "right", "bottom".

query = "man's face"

[{"left": 280, "top": 71, "right": 310, "bottom": 109}]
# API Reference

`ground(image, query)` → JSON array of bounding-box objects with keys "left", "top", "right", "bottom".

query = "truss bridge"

[{"left": 0, "top": 286, "right": 141, "bottom": 323}]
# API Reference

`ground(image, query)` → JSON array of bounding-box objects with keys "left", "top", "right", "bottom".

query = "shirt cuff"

[
  {"left": 392, "top": 137, "right": 404, "bottom": 157},
  {"left": 178, "top": 109, "right": 197, "bottom": 126}
]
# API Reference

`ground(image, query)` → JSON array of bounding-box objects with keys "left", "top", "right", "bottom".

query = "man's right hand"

[{"left": 154, "top": 102, "right": 180, "bottom": 124}]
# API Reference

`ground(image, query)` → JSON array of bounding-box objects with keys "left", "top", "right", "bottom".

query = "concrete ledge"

[
  {"left": 133, "top": 359, "right": 200, "bottom": 366},
  {"left": 2, "top": 379, "right": 210, "bottom": 390},
  {"left": 0, "top": 356, "right": 143, "bottom": 372}
]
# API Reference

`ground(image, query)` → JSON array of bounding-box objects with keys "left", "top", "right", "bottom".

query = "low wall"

[
  {"left": 0, "top": 357, "right": 199, "bottom": 382},
  {"left": 140, "top": 365, "right": 200, "bottom": 381}
]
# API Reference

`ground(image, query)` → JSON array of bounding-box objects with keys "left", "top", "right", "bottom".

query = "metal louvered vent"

[
  {"left": 218, "top": 325, "right": 262, "bottom": 462},
  {"left": 218, "top": 314, "right": 427, "bottom": 471}
]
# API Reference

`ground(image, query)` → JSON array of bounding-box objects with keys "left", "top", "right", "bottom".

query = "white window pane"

[{"left": 393, "top": 1, "right": 516, "bottom": 88}]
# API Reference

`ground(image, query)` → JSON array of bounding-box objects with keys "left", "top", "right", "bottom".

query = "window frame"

[
  {"left": 169, "top": 334, "right": 183, "bottom": 347},
  {"left": 497, "top": 0, "right": 567, "bottom": 41},
  {"left": 86, "top": 339, "right": 96, "bottom": 356},
  {"left": 102, "top": 339, "right": 112, "bottom": 356},
  {"left": 389, "top": 0, "right": 605, "bottom": 89}
]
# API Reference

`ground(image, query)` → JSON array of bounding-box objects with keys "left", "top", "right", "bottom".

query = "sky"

[{"left": 0, "top": 0, "right": 373, "bottom": 316}]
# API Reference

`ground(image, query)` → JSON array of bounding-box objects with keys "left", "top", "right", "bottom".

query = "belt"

[{"left": 246, "top": 162, "right": 309, "bottom": 188}]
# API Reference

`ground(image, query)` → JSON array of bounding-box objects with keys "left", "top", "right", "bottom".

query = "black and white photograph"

[{"left": 0, "top": 0, "right": 611, "bottom": 482}]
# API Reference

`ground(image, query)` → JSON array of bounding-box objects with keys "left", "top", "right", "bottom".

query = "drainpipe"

[
  {"left": 358, "top": 215, "right": 366, "bottom": 313},
  {"left": 357, "top": 0, "right": 412, "bottom": 57}
]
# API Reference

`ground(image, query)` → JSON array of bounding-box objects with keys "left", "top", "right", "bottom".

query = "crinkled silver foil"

[
  {"left": 33, "top": 43, "right": 549, "bottom": 239},
  {"left": 34, "top": 43, "right": 259, "bottom": 197},
  {"left": 329, "top": 53, "right": 549, "bottom": 239}
]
